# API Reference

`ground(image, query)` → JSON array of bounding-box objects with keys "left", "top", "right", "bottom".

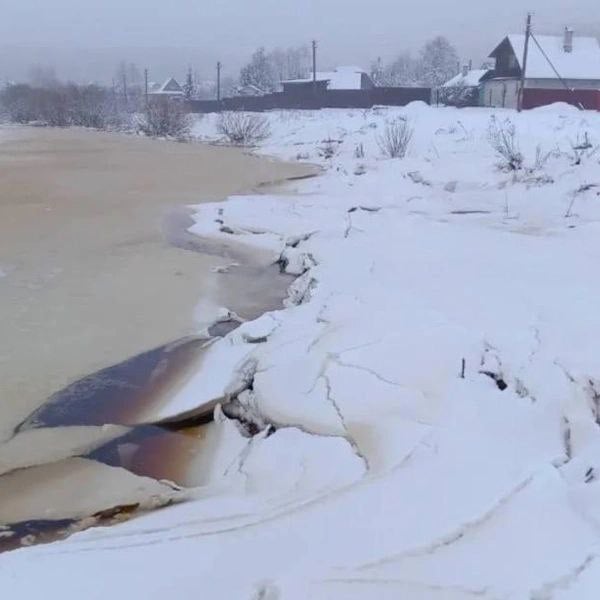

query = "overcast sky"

[{"left": 0, "top": 0, "right": 598, "bottom": 82}]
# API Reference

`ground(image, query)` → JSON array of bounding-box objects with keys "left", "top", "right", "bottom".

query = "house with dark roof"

[{"left": 481, "top": 28, "right": 600, "bottom": 109}]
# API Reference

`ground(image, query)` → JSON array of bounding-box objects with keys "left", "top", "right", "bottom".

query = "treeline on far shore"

[{"left": 0, "top": 82, "right": 191, "bottom": 139}]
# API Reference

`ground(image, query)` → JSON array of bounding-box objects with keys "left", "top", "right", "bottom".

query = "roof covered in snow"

[
  {"left": 497, "top": 34, "right": 600, "bottom": 80},
  {"left": 150, "top": 77, "right": 184, "bottom": 95},
  {"left": 282, "top": 66, "right": 368, "bottom": 90},
  {"left": 443, "top": 69, "right": 488, "bottom": 88}
]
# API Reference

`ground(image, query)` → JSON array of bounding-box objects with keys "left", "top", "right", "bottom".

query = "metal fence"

[{"left": 187, "top": 87, "right": 432, "bottom": 113}]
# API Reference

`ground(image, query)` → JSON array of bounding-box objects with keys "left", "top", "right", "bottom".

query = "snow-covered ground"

[{"left": 4, "top": 104, "right": 600, "bottom": 599}]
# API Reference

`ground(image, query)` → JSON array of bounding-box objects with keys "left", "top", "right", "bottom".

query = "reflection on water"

[
  {"left": 2, "top": 206, "right": 298, "bottom": 553},
  {"left": 17, "top": 336, "right": 212, "bottom": 431},
  {"left": 89, "top": 423, "right": 216, "bottom": 487},
  {"left": 0, "top": 134, "right": 316, "bottom": 555}
]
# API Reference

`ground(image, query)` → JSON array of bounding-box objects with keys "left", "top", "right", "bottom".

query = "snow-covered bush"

[
  {"left": 377, "top": 119, "right": 413, "bottom": 158},
  {"left": 438, "top": 83, "right": 479, "bottom": 108},
  {"left": 136, "top": 100, "right": 191, "bottom": 140},
  {"left": 487, "top": 117, "right": 523, "bottom": 171},
  {"left": 217, "top": 112, "right": 271, "bottom": 145}
]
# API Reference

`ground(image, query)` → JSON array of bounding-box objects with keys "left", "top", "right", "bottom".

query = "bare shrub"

[
  {"left": 136, "top": 100, "right": 191, "bottom": 140},
  {"left": 318, "top": 138, "right": 340, "bottom": 160},
  {"left": 533, "top": 144, "right": 554, "bottom": 171},
  {"left": 377, "top": 119, "right": 413, "bottom": 158},
  {"left": 569, "top": 132, "right": 598, "bottom": 166},
  {"left": 354, "top": 142, "right": 365, "bottom": 159},
  {"left": 487, "top": 117, "right": 523, "bottom": 171},
  {"left": 66, "top": 84, "right": 110, "bottom": 129},
  {"left": 565, "top": 183, "right": 600, "bottom": 218},
  {"left": 217, "top": 112, "right": 270, "bottom": 145}
]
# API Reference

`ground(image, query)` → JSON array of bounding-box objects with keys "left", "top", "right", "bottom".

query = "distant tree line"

[
  {"left": 0, "top": 83, "right": 125, "bottom": 128},
  {"left": 0, "top": 35, "right": 465, "bottom": 130},
  {"left": 370, "top": 36, "right": 460, "bottom": 88},
  {"left": 0, "top": 61, "right": 147, "bottom": 128},
  {"left": 0, "top": 61, "right": 191, "bottom": 139},
  {"left": 238, "top": 45, "right": 311, "bottom": 92},
  {"left": 234, "top": 37, "right": 461, "bottom": 94}
]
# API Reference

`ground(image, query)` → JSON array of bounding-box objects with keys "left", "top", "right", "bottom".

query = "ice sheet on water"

[{"left": 4, "top": 104, "right": 600, "bottom": 598}]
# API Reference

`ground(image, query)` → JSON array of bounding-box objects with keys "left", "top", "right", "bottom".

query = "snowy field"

[{"left": 3, "top": 103, "right": 600, "bottom": 599}]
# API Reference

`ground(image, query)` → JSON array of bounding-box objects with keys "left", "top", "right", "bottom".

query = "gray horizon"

[{"left": 0, "top": 0, "right": 598, "bottom": 84}]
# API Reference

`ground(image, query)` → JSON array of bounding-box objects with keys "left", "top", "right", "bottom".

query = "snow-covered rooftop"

[
  {"left": 443, "top": 69, "right": 488, "bottom": 88},
  {"left": 150, "top": 77, "right": 184, "bottom": 95},
  {"left": 505, "top": 34, "right": 600, "bottom": 80},
  {"left": 282, "top": 66, "right": 367, "bottom": 90}
]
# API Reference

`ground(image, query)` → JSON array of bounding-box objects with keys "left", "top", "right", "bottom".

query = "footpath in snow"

[{"left": 3, "top": 103, "right": 600, "bottom": 599}]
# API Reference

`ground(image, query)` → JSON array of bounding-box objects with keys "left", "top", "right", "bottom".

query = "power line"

[{"left": 529, "top": 32, "right": 584, "bottom": 110}]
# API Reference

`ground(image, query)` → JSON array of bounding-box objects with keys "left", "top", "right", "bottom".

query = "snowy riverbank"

[{"left": 4, "top": 103, "right": 600, "bottom": 599}]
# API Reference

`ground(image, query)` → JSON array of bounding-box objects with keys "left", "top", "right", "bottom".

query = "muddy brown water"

[
  {"left": 0, "top": 126, "right": 312, "bottom": 440},
  {"left": 0, "top": 125, "right": 316, "bottom": 550}
]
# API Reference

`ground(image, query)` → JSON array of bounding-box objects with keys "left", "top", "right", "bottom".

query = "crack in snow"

[
  {"left": 321, "top": 372, "right": 371, "bottom": 471},
  {"left": 320, "top": 577, "right": 494, "bottom": 598},
  {"left": 355, "top": 474, "right": 535, "bottom": 571},
  {"left": 530, "top": 553, "right": 598, "bottom": 600},
  {"left": 333, "top": 357, "right": 407, "bottom": 389}
]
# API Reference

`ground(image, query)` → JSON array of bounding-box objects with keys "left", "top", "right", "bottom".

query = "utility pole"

[
  {"left": 518, "top": 12, "right": 532, "bottom": 112},
  {"left": 144, "top": 68, "right": 149, "bottom": 106},
  {"left": 312, "top": 40, "right": 317, "bottom": 89},
  {"left": 216, "top": 61, "right": 222, "bottom": 102}
]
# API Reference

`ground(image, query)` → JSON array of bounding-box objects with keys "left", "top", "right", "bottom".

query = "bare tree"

[
  {"left": 371, "top": 53, "right": 419, "bottom": 87},
  {"left": 183, "top": 67, "right": 194, "bottom": 100},
  {"left": 113, "top": 61, "right": 143, "bottom": 111},
  {"left": 239, "top": 48, "right": 276, "bottom": 93},
  {"left": 269, "top": 45, "right": 311, "bottom": 83},
  {"left": 417, "top": 36, "right": 459, "bottom": 87}
]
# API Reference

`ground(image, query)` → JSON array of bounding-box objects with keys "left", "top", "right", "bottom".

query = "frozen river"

[{"left": 0, "top": 126, "right": 314, "bottom": 544}]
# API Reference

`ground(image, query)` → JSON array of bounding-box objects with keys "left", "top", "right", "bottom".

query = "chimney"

[
  {"left": 462, "top": 64, "right": 469, "bottom": 77},
  {"left": 563, "top": 27, "right": 574, "bottom": 53}
]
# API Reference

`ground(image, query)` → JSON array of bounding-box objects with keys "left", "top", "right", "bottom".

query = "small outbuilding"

[
  {"left": 234, "top": 84, "right": 266, "bottom": 97},
  {"left": 441, "top": 67, "right": 489, "bottom": 106},
  {"left": 282, "top": 66, "right": 374, "bottom": 94}
]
